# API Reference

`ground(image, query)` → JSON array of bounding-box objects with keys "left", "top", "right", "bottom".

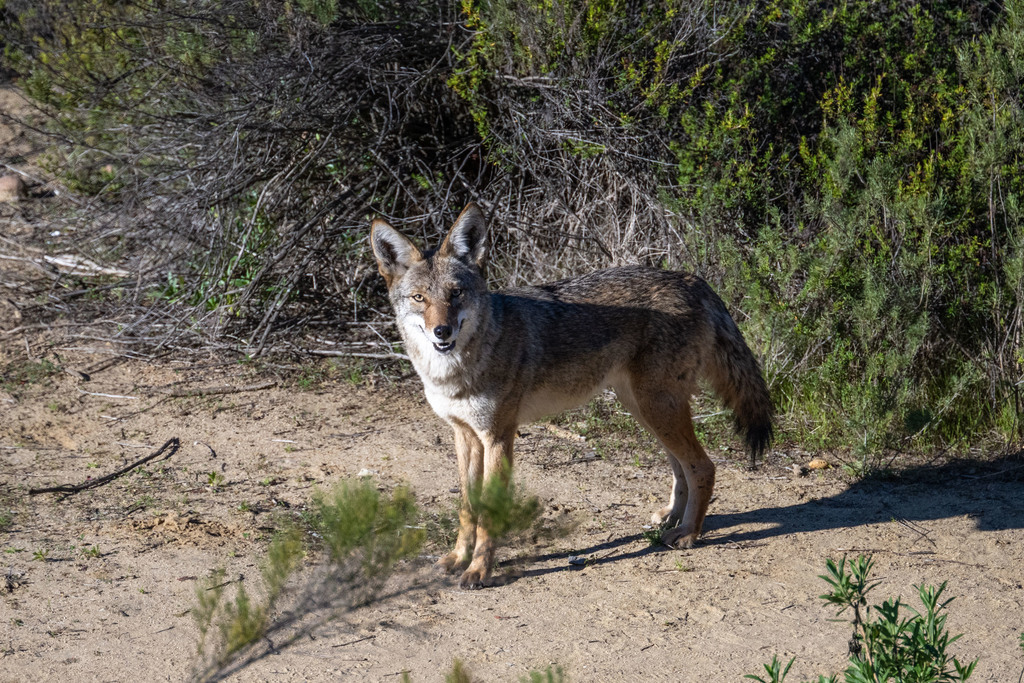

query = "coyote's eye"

[
  {"left": 451, "top": 288, "right": 462, "bottom": 298},
  {"left": 411, "top": 293, "right": 425, "bottom": 302}
]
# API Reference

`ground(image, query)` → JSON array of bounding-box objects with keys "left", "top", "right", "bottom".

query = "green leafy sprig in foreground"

[
  {"left": 747, "top": 555, "right": 978, "bottom": 683},
  {"left": 191, "top": 479, "right": 424, "bottom": 682}
]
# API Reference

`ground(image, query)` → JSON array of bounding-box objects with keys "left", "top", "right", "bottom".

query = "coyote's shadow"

[
  {"left": 502, "top": 532, "right": 662, "bottom": 582},
  {"left": 706, "top": 451, "right": 1024, "bottom": 544},
  {"left": 508, "top": 451, "right": 1024, "bottom": 580}
]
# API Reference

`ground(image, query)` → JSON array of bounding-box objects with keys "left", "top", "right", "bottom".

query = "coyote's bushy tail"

[{"left": 704, "top": 305, "right": 774, "bottom": 468}]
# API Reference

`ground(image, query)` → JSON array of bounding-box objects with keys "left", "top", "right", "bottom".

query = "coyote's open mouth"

[{"left": 432, "top": 341, "right": 456, "bottom": 354}]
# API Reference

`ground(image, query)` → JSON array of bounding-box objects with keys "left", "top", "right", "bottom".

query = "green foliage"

[
  {"left": 193, "top": 526, "right": 304, "bottom": 665},
  {"left": 194, "top": 568, "right": 227, "bottom": 655},
  {"left": 750, "top": 555, "right": 979, "bottom": 683},
  {"left": 755, "top": 0, "right": 1024, "bottom": 452},
  {"left": 193, "top": 481, "right": 423, "bottom": 681},
  {"left": 745, "top": 655, "right": 799, "bottom": 683},
  {"left": 693, "top": 0, "right": 1024, "bottom": 454},
  {"left": 450, "top": 0, "right": 721, "bottom": 150},
  {"left": 466, "top": 467, "right": 542, "bottom": 541},
  {"left": 641, "top": 527, "right": 664, "bottom": 547},
  {"left": 818, "top": 555, "right": 880, "bottom": 621},
  {"left": 206, "top": 471, "right": 225, "bottom": 489},
  {"left": 310, "top": 479, "right": 424, "bottom": 579},
  {"left": 218, "top": 582, "right": 263, "bottom": 658},
  {"left": 824, "top": 557, "right": 979, "bottom": 682},
  {"left": 261, "top": 525, "right": 304, "bottom": 599},
  {"left": 453, "top": 0, "right": 1024, "bottom": 458}
]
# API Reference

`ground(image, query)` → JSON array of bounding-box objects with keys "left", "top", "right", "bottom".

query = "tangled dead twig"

[{"left": 27, "top": 437, "right": 180, "bottom": 496}]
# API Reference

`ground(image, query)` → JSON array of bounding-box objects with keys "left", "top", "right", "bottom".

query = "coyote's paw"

[
  {"left": 661, "top": 526, "right": 698, "bottom": 549},
  {"left": 436, "top": 552, "right": 470, "bottom": 574},
  {"left": 651, "top": 506, "right": 682, "bottom": 527},
  {"left": 458, "top": 567, "right": 492, "bottom": 590}
]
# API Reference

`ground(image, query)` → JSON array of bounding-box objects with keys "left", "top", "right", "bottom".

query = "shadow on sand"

[
  {"left": 504, "top": 450, "right": 1024, "bottom": 581},
  {"left": 707, "top": 450, "right": 1024, "bottom": 544}
]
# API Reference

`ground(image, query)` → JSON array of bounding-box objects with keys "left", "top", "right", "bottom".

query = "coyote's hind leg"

[
  {"left": 619, "top": 381, "right": 715, "bottom": 548},
  {"left": 651, "top": 452, "right": 688, "bottom": 529}
]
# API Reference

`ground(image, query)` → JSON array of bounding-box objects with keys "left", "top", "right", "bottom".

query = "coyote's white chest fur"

[{"left": 406, "top": 333, "right": 499, "bottom": 434}]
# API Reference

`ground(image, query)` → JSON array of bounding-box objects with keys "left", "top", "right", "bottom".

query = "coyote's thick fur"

[{"left": 371, "top": 203, "right": 773, "bottom": 588}]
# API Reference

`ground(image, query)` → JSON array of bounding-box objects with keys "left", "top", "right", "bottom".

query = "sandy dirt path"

[{"left": 1, "top": 348, "right": 1021, "bottom": 682}]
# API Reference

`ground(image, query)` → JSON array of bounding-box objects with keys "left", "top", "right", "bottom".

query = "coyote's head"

[{"left": 370, "top": 203, "right": 489, "bottom": 363}]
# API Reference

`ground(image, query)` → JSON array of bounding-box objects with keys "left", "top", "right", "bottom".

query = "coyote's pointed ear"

[
  {"left": 440, "top": 203, "right": 487, "bottom": 267},
  {"left": 371, "top": 218, "right": 421, "bottom": 289}
]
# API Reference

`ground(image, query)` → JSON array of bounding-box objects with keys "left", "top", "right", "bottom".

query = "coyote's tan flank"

[{"left": 371, "top": 203, "right": 773, "bottom": 588}]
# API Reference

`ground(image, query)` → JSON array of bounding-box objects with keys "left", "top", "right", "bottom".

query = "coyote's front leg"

[
  {"left": 438, "top": 422, "right": 482, "bottom": 574},
  {"left": 458, "top": 429, "right": 515, "bottom": 589}
]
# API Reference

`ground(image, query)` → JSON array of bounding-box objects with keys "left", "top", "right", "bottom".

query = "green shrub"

[
  {"left": 311, "top": 480, "right": 424, "bottom": 578},
  {"left": 466, "top": 466, "right": 542, "bottom": 542},
  {"left": 741, "top": 1, "right": 1024, "bottom": 453},
  {"left": 453, "top": 0, "right": 1024, "bottom": 457},
  {"left": 192, "top": 479, "right": 423, "bottom": 682},
  {"left": 193, "top": 526, "right": 305, "bottom": 669},
  {"left": 747, "top": 555, "right": 978, "bottom": 683}
]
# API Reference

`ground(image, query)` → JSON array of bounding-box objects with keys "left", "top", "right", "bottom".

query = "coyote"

[{"left": 371, "top": 203, "right": 772, "bottom": 588}]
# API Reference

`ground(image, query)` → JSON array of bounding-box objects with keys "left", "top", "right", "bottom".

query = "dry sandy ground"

[
  {"left": 1, "top": 344, "right": 1022, "bottom": 683},
  {"left": 2, "top": 82, "right": 1023, "bottom": 683}
]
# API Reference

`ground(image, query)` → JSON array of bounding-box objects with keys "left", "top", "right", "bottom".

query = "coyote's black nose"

[{"left": 433, "top": 325, "right": 453, "bottom": 341}]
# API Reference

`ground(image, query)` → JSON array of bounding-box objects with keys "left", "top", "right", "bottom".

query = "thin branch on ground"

[{"left": 28, "top": 437, "right": 180, "bottom": 496}]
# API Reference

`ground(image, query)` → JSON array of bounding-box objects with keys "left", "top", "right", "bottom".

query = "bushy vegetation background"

[{"left": 2, "top": 0, "right": 1022, "bottom": 456}]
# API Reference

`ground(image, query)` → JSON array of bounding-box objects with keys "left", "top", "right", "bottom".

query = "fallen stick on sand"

[{"left": 28, "top": 437, "right": 180, "bottom": 496}]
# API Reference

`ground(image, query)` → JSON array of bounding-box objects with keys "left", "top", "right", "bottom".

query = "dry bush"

[{"left": 1, "top": 0, "right": 480, "bottom": 352}]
